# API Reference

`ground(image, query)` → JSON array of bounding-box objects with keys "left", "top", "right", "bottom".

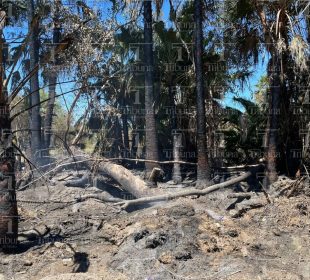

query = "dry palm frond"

[
  {"left": 276, "top": 38, "right": 286, "bottom": 55},
  {"left": 289, "top": 35, "right": 309, "bottom": 71}
]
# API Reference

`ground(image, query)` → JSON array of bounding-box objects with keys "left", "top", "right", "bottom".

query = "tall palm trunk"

[
  {"left": 194, "top": 0, "right": 210, "bottom": 185},
  {"left": 0, "top": 11, "right": 18, "bottom": 250},
  {"left": 143, "top": 0, "right": 159, "bottom": 174},
  {"left": 264, "top": 55, "right": 280, "bottom": 187},
  {"left": 44, "top": 0, "right": 61, "bottom": 151},
  {"left": 27, "top": 0, "right": 42, "bottom": 163},
  {"left": 168, "top": 82, "right": 182, "bottom": 183}
]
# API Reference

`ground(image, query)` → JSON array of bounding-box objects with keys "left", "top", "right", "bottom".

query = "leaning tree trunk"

[
  {"left": 44, "top": 0, "right": 62, "bottom": 151},
  {"left": 143, "top": 0, "right": 160, "bottom": 175},
  {"left": 28, "top": 0, "right": 42, "bottom": 164},
  {"left": 194, "top": 0, "right": 210, "bottom": 186},
  {"left": 0, "top": 12, "right": 18, "bottom": 250}
]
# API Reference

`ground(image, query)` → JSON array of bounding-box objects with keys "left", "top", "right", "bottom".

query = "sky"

[{"left": 5, "top": 0, "right": 267, "bottom": 121}]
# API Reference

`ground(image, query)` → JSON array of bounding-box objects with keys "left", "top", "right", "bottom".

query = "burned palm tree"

[
  {"left": 0, "top": 0, "right": 89, "bottom": 250},
  {"left": 43, "top": 0, "right": 62, "bottom": 152},
  {"left": 143, "top": 0, "right": 160, "bottom": 175},
  {"left": 0, "top": 0, "right": 26, "bottom": 250},
  {"left": 27, "top": 0, "right": 42, "bottom": 164},
  {"left": 194, "top": 0, "right": 211, "bottom": 186}
]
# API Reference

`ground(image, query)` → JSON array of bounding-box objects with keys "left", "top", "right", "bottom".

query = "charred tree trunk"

[
  {"left": 0, "top": 110, "right": 18, "bottom": 250},
  {"left": 111, "top": 117, "right": 123, "bottom": 158},
  {"left": 168, "top": 83, "right": 182, "bottom": 183},
  {"left": 194, "top": 0, "right": 210, "bottom": 185},
  {"left": 43, "top": 78, "right": 56, "bottom": 150},
  {"left": 44, "top": 0, "right": 62, "bottom": 151},
  {"left": 143, "top": 0, "right": 159, "bottom": 174},
  {"left": 131, "top": 124, "right": 138, "bottom": 158},
  {"left": 28, "top": 0, "right": 42, "bottom": 163},
  {"left": 120, "top": 94, "right": 130, "bottom": 157},
  {"left": 264, "top": 55, "right": 280, "bottom": 187},
  {"left": 0, "top": 12, "right": 18, "bottom": 250},
  {"left": 172, "top": 132, "right": 182, "bottom": 183}
]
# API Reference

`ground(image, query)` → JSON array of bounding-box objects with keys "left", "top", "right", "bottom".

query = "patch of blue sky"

[
  {"left": 220, "top": 58, "right": 267, "bottom": 112},
  {"left": 4, "top": 0, "right": 268, "bottom": 121}
]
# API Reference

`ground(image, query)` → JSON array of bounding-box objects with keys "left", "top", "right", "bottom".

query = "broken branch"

[{"left": 115, "top": 171, "right": 252, "bottom": 209}]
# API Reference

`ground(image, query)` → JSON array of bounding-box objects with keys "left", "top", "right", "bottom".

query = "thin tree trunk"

[
  {"left": 28, "top": 0, "right": 42, "bottom": 163},
  {"left": 131, "top": 124, "right": 138, "bottom": 158},
  {"left": 143, "top": 0, "right": 159, "bottom": 174},
  {"left": 194, "top": 0, "right": 210, "bottom": 185},
  {"left": 72, "top": 106, "right": 89, "bottom": 146},
  {"left": 44, "top": 0, "right": 61, "bottom": 150},
  {"left": 120, "top": 94, "right": 130, "bottom": 156},
  {"left": 111, "top": 117, "right": 122, "bottom": 158},
  {"left": 168, "top": 83, "right": 182, "bottom": 183},
  {"left": 44, "top": 75, "right": 56, "bottom": 149},
  {"left": 0, "top": 11, "right": 18, "bottom": 250},
  {"left": 172, "top": 132, "right": 182, "bottom": 183}
]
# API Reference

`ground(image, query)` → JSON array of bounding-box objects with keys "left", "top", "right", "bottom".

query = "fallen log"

[
  {"left": 31, "top": 153, "right": 256, "bottom": 209},
  {"left": 19, "top": 155, "right": 164, "bottom": 198},
  {"left": 53, "top": 155, "right": 165, "bottom": 198},
  {"left": 89, "top": 160, "right": 166, "bottom": 198},
  {"left": 114, "top": 171, "right": 252, "bottom": 209}
]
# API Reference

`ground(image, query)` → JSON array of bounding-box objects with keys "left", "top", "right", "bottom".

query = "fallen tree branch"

[
  {"left": 77, "top": 193, "right": 123, "bottom": 203},
  {"left": 115, "top": 171, "right": 252, "bottom": 209},
  {"left": 106, "top": 157, "right": 198, "bottom": 165},
  {"left": 17, "top": 158, "right": 93, "bottom": 191},
  {"left": 218, "top": 163, "right": 264, "bottom": 171}
]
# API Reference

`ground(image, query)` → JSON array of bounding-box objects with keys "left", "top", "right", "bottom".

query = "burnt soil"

[{"left": 0, "top": 169, "right": 310, "bottom": 280}]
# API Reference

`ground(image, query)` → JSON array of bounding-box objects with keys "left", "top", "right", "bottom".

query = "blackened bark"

[
  {"left": 172, "top": 132, "right": 182, "bottom": 183},
  {"left": 264, "top": 56, "right": 280, "bottom": 187},
  {"left": 122, "top": 109, "right": 130, "bottom": 154},
  {"left": 143, "top": 0, "right": 159, "bottom": 173},
  {"left": 28, "top": 0, "right": 42, "bottom": 163},
  {"left": 120, "top": 94, "right": 130, "bottom": 156},
  {"left": 194, "top": 0, "right": 210, "bottom": 184},
  {"left": 44, "top": 75, "right": 56, "bottom": 149},
  {"left": 44, "top": 0, "right": 62, "bottom": 150},
  {"left": 168, "top": 83, "right": 182, "bottom": 183},
  {"left": 114, "top": 117, "right": 123, "bottom": 158},
  {"left": 0, "top": 112, "right": 18, "bottom": 250},
  {"left": 0, "top": 22, "right": 18, "bottom": 249}
]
